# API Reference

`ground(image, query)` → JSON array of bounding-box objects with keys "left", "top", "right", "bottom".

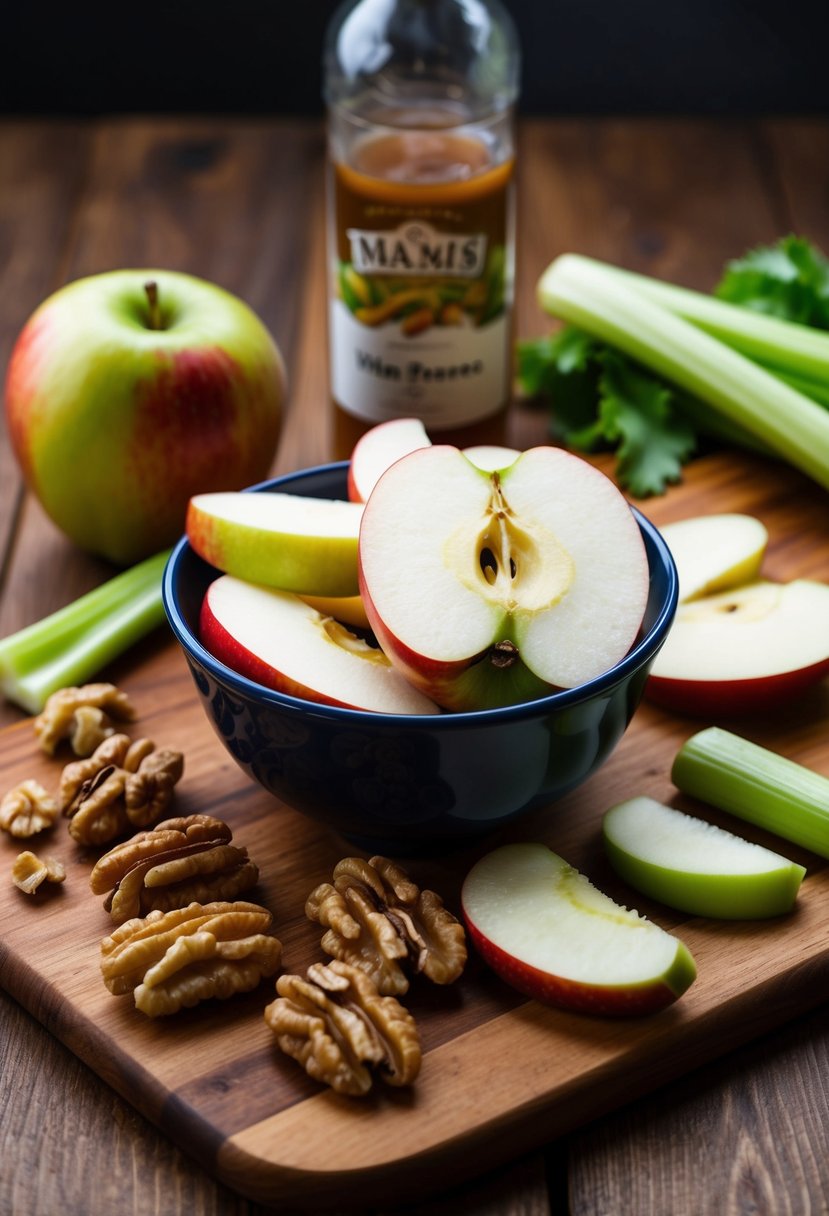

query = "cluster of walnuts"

[{"left": 3, "top": 682, "right": 469, "bottom": 1097}]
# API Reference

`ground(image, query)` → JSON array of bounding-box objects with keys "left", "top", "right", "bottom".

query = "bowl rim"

[{"left": 162, "top": 461, "right": 678, "bottom": 727}]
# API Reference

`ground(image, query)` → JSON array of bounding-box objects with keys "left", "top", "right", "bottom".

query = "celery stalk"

[
  {"left": 672, "top": 727, "right": 829, "bottom": 860},
  {"left": 538, "top": 255, "right": 829, "bottom": 492},
  {"left": 0, "top": 548, "right": 170, "bottom": 714},
  {"left": 565, "top": 255, "right": 829, "bottom": 386}
]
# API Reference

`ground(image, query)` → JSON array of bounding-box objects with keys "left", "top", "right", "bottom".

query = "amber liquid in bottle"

[{"left": 327, "top": 113, "right": 516, "bottom": 459}]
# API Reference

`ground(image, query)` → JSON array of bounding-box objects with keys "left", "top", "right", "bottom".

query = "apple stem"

[
  {"left": 490, "top": 640, "right": 519, "bottom": 669},
  {"left": 144, "top": 280, "right": 162, "bottom": 330}
]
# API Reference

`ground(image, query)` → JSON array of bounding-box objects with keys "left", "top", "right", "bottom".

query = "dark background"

[{"left": 2, "top": 1, "right": 826, "bottom": 116}]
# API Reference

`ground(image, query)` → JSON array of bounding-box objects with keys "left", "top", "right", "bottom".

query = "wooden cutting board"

[{"left": 1, "top": 451, "right": 827, "bottom": 1210}]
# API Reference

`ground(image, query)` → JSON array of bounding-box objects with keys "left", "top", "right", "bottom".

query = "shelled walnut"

[
  {"left": 100, "top": 900, "right": 282, "bottom": 1017},
  {"left": 1, "top": 779, "right": 58, "bottom": 838},
  {"left": 61, "top": 734, "right": 184, "bottom": 845},
  {"left": 90, "top": 814, "right": 259, "bottom": 922},
  {"left": 12, "top": 850, "right": 66, "bottom": 895},
  {"left": 306, "top": 855, "right": 467, "bottom": 996},
  {"left": 34, "top": 683, "right": 135, "bottom": 756},
  {"left": 264, "top": 959, "right": 421, "bottom": 1096}
]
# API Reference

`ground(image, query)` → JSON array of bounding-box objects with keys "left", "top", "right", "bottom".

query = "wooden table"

[{"left": 1, "top": 115, "right": 828, "bottom": 1215}]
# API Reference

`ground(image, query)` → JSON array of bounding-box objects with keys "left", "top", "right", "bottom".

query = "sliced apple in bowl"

[
  {"left": 461, "top": 843, "right": 696, "bottom": 1015},
  {"left": 603, "top": 796, "right": 806, "bottom": 919},
  {"left": 358, "top": 445, "right": 650, "bottom": 712},
  {"left": 186, "top": 490, "right": 364, "bottom": 596},
  {"left": 200, "top": 575, "right": 439, "bottom": 714}
]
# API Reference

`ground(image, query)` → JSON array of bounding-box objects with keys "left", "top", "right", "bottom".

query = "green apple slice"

[
  {"left": 658, "top": 513, "right": 768, "bottom": 603},
  {"left": 602, "top": 796, "right": 806, "bottom": 919},
  {"left": 186, "top": 491, "right": 364, "bottom": 596}
]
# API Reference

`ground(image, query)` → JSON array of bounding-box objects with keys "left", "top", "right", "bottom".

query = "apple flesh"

[
  {"left": 462, "top": 444, "right": 520, "bottom": 472},
  {"left": 603, "top": 796, "right": 806, "bottom": 919},
  {"left": 646, "top": 579, "right": 829, "bottom": 716},
  {"left": 358, "top": 444, "right": 649, "bottom": 712},
  {"left": 659, "top": 513, "right": 768, "bottom": 603},
  {"left": 5, "top": 269, "right": 285, "bottom": 564},
  {"left": 186, "top": 491, "right": 364, "bottom": 597},
  {"left": 347, "top": 417, "right": 431, "bottom": 503},
  {"left": 200, "top": 575, "right": 440, "bottom": 714},
  {"left": 461, "top": 843, "right": 696, "bottom": 1015}
]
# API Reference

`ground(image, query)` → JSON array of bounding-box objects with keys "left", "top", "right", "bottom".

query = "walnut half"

[
  {"left": 89, "top": 814, "right": 259, "bottom": 922},
  {"left": 1, "top": 779, "right": 58, "bottom": 838},
  {"left": 12, "top": 850, "right": 66, "bottom": 895},
  {"left": 61, "top": 734, "right": 184, "bottom": 846},
  {"left": 100, "top": 900, "right": 282, "bottom": 1017},
  {"left": 34, "top": 683, "right": 135, "bottom": 756},
  {"left": 306, "top": 856, "right": 467, "bottom": 996},
  {"left": 264, "top": 960, "right": 421, "bottom": 1096}
]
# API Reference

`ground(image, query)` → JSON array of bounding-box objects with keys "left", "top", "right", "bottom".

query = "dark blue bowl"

[{"left": 162, "top": 462, "right": 677, "bottom": 851}]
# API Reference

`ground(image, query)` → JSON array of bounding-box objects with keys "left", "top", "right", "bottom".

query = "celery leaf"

[
  {"left": 715, "top": 235, "right": 829, "bottom": 329},
  {"left": 597, "top": 353, "right": 696, "bottom": 497}
]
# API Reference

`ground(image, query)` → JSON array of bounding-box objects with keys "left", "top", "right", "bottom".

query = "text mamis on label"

[{"left": 347, "top": 222, "right": 488, "bottom": 277}]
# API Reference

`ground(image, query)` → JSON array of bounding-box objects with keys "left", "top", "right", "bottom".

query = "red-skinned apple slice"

[
  {"left": 186, "top": 491, "right": 364, "bottom": 596},
  {"left": 358, "top": 445, "right": 649, "bottom": 712},
  {"left": 646, "top": 578, "right": 829, "bottom": 716},
  {"left": 200, "top": 575, "right": 439, "bottom": 714},
  {"left": 659, "top": 513, "right": 768, "bottom": 602},
  {"left": 347, "top": 417, "right": 431, "bottom": 503},
  {"left": 461, "top": 843, "right": 696, "bottom": 1015}
]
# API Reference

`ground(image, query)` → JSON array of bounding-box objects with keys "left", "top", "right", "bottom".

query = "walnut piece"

[
  {"left": 61, "top": 734, "right": 184, "bottom": 845},
  {"left": 264, "top": 959, "right": 421, "bottom": 1096},
  {"left": 1, "top": 779, "right": 59, "bottom": 838},
  {"left": 12, "top": 850, "right": 66, "bottom": 895},
  {"left": 90, "top": 814, "right": 259, "bottom": 922},
  {"left": 306, "top": 856, "right": 467, "bottom": 996},
  {"left": 34, "top": 683, "right": 135, "bottom": 756},
  {"left": 100, "top": 900, "right": 281, "bottom": 1017}
]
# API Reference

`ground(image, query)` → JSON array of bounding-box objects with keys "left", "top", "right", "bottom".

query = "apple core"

[{"left": 445, "top": 472, "right": 575, "bottom": 615}]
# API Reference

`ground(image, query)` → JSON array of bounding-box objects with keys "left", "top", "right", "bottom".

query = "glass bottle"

[{"left": 323, "top": 0, "right": 521, "bottom": 459}]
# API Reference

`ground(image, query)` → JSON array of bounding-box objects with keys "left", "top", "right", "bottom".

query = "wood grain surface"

[{"left": 1, "top": 116, "right": 828, "bottom": 1216}]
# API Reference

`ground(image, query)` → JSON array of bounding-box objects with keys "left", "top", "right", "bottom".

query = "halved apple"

[
  {"left": 646, "top": 579, "right": 829, "bottom": 716},
  {"left": 186, "top": 491, "right": 364, "bottom": 596},
  {"left": 603, "top": 796, "right": 806, "bottom": 918},
  {"left": 461, "top": 843, "right": 696, "bottom": 1015},
  {"left": 347, "top": 417, "right": 431, "bottom": 503},
  {"left": 659, "top": 513, "right": 768, "bottom": 603},
  {"left": 200, "top": 575, "right": 439, "bottom": 714},
  {"left": 358, "top": 445, "right": 649, "bottom": 712}
]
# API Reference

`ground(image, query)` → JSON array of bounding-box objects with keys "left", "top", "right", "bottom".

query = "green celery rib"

[
  {"left": 538, "top": 255, "right": 829, "bottom": 492},
  {"left": 568, "top": 255, "right": 829, "bottom": 386},
  {"left": 672, "top": 728, "right": 829, "bottom": 860},
  {"left": 0, "top": 548, "right": 170, "bottom": 714}
]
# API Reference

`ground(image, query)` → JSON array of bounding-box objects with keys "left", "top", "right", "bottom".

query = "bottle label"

[{"left": 328, "top": 155, "right": 514, "bottom": 428}]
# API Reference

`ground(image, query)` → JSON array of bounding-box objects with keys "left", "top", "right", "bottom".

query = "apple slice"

[
  {"left": 659, "top": 513, "right": 768, "bottom": 602},
  {"left": 347, "top": 417, "right": 431, "bottom": 502},
  {"left": 200, "top": 575, "right": 439, "bottom": 714},
  {"left": 358, "top": 444, "right": 649, "bottom": 711},
  {"left": 463, "top": 445, "right": 521, "bottom": 472},
  {"left": 603, "top": 796, "right": 806, "bottom": 919},
  {"left": 646, "top": 578, "right": 829, "bottom": 716},
  {"left": 186, "top": 491, "right": 364, "bottom": 597},
  {"left": 461, "top": 843, "right": 696, "bottom": 1015}
]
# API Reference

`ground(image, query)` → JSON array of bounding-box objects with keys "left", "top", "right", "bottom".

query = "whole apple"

[{"left": 5, "top": 269, "right": 286, "bottom": 564}]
